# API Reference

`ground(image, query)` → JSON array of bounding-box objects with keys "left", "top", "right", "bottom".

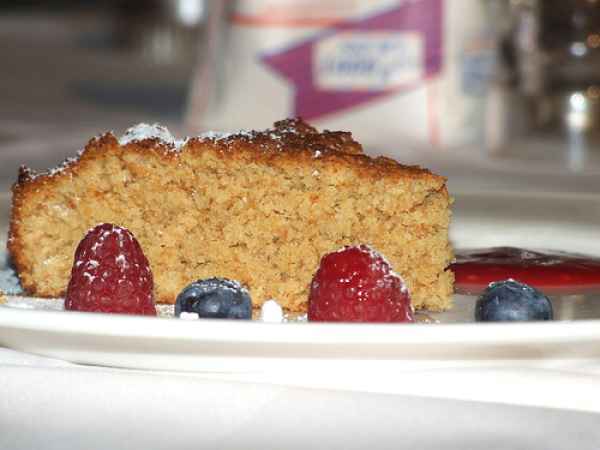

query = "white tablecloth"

[{"left": 2, "top": 347, "right": 600, "bottom": 450}]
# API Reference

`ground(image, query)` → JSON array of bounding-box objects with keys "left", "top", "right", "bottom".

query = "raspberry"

[
  {"left": 308, "top": 245, "right": 414, "bottom": 323},
  {"left": 65, "top": 223, "right": 156, "bottom": 315}
]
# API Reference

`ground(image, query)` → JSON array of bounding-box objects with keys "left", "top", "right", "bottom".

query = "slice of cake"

[{"left": 8, "top": 119, "right": 453, "bottom": 312}]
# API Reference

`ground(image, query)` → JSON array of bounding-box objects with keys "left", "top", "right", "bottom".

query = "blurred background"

[
  {"left": 0, "top": 0, "right": 206, "bottom": 190},
  {"left": 1, "top": 0, "right": 600, "bottom": 194}
]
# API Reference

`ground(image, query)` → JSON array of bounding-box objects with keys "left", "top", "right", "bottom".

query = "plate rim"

[{"left": 2, "top": 304, "right": 600, "bottom": 347}]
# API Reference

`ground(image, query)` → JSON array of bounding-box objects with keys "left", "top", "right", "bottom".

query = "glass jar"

[{"left": 492, "top": 0, "right": 600, "bottom": 170}]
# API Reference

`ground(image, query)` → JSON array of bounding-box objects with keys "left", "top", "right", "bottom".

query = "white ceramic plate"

[{"left": 2, "top": 295, "right": 600, "bottom": 373}]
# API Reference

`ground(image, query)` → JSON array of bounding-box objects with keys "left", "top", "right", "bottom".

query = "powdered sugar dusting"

[
  {"left": 198, "top": 130, "right": 237, "bottom": 141},
  {"left": 83, "top": 272, "right": 96, "bottom": 283},
  {"left": 3, "top": 296, "right": 63, "bottom": 310},
  {"left": 260, "top": 299, "right": 283, "bottom": 323},
  {"left": 119, "top": 123, "right": 176, "bottom": 146},
  {"left": 335, "top": 244, "right": 410, "bottom": 294},
  {"left": 116, "top": 254, "right": 129, "bottom": 269},
  {"left": 195, "top": 278, "right": 250, "bottom": 296},
  {"left": 197, "top": 129, "right": 258, "bottom": 144},
  {"left": 0, "top": 252, "right": 24, "bottom": 295},
  {"left": 20, "top": 119, "right": 329, "bottom": 184},
  {"left": 174, "top": 138, "right": 189, "bottom": 148},
  {"left": 119, "top": 123, "right": 265, "bottom": 148},
  {"left": 180, "top": 311, "right": 199, "bottom": 320},
  {"left": 22, "top": 154, "right": 82, "bottom": 181},
  {"left": 48, "top": 156, "right": 80, "bottom": 177},
  {"left": 366, "top": 245, "right": 409, "bottom": 294}
]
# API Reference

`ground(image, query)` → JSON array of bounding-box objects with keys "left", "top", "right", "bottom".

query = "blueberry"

[
  {"left": 475, "top": 280, "right": 553, "bottom": 322},
  {"left": 175, "top": 278, "right": 252, "bottom": 320}
]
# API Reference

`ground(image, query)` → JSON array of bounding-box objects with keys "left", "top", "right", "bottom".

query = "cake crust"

[{"left": 9, "top": 119, "right": 453, "bottom": 311}]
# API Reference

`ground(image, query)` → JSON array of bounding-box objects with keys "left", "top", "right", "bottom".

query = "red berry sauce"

[{"left": 451, "top": 247, "right": 600, "bottom": 295}]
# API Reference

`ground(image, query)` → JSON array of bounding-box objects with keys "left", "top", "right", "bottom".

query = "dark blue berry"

[
  {"left": 475, "top": 279, "right": 553, "bottom": 322},
  {"left": 175, "top": 278, "right": 252, "bottom": 320}
]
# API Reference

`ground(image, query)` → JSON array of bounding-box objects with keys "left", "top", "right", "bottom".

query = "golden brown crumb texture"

[{"left": 9, "top": 119, "right": 454, "bottom": 312}]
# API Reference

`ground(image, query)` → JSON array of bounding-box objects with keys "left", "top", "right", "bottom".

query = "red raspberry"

[
  {"left": 65, "top": 223, "right": 156, "bottom": 315},
  {"left": 308, "top": 245, "right": 414, "bottom": 323}
]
